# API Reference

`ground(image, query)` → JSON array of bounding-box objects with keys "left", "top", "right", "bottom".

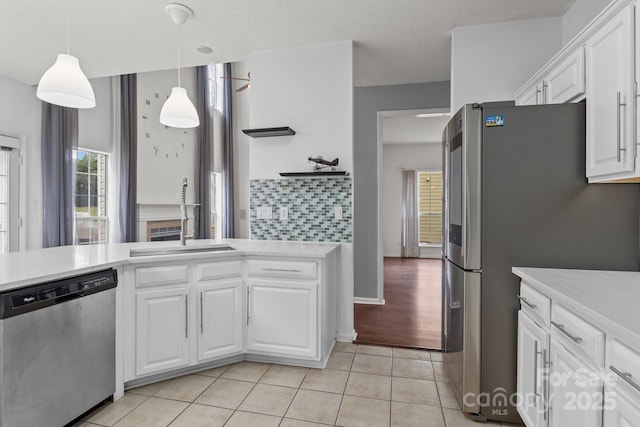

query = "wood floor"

[{"left": 354, "top": 257, "right": 442, "bottom": 350}]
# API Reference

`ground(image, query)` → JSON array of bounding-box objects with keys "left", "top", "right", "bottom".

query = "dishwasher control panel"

[{"left": 0, "top": 268, "right": 117, "bottom": 319}]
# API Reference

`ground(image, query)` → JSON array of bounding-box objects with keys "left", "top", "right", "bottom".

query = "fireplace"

[
  {"left": 147, "top": 220, "right": 182, "bottom": 241},
  {"left": 137, "top": 204, "right": 197, "bottom": 242}
]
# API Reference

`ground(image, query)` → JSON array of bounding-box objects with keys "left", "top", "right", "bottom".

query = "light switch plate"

[
  {"left": 280, "top": 206, "right": 288, "bottom": 221},
  {"left": 334, "top": 206, "right": 343, "bottom": 220}
]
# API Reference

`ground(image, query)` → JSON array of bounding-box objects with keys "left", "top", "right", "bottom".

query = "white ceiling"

[
  {"left": 0, "top": 0, "right": 574, "bottom": 86},
  {"left": 382, "top": 111, "right": 451, "bottom": 145}
]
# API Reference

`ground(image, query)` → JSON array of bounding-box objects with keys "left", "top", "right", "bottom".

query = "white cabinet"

[
  {"left": 246, "top": 279, "right": 318, "bottom": 359},
  {"left": 197, "top": 279, "right": 243, "bottom": 361},
  {"left": 548, "top": 339, "right": 603, "bottom": 427},
  {"left": 517, "top": 311, "right": 549, "bottom": 427},
  {"left": 586, "top": 5, "right": 635, "bottom": 181},
  {"left": 603, "top": 385, "right": 640, "bottom": 426},
  {"left": 544, "top": 48, "right": 586, "bottom": 105},
  {"left": 136, "top": 286, "right": 190, "bottom": 376},
  {"left": 604, "top": 339, "right": 640, "bottom": 426},
  {"left": 516, "top": 83, "right": 543, "bottom": 106},
  {"left": 123, "top": 251, "right": 337, "bottom": 383},
  {"left": 515, "top": 48, "right": 585, "bottom": 106}
]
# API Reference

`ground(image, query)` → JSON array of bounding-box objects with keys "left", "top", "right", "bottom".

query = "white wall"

[
  {"left": 451, "top": 17, "right": 563, "bottom": 112},
  {"left": 382, "top": 143, "right": 441, "bottom": 257},
  {"left": 79, "top": 77, "right": 113, "bottom": 154},
  {"left": 247, "top": 41, "right": 355, "bottom": 341},
  {"left": 0, "top": 75, "right": 42, "bottom": 250},
  {"left": 563, "top": 0, "right": 612, "bottom": 45},
  {"left": 136, "top": 68, "right": 198, "bottom": 205},
  {"left": 248, "top": 41, "right": 353, "bottom": 179}
]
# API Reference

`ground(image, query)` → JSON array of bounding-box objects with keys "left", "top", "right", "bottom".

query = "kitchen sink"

[{"left": 129, "top": 245, "right": 236, "bottom": 257}]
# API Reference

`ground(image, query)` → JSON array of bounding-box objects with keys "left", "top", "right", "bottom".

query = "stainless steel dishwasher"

[{"left": 0, "top": 268, "right": 117, "bottom": 427}]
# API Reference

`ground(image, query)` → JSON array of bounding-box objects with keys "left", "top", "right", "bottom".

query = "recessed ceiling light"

[
  {"left": 197, "top": 46, "right": 213, "bottom": 54},
  {"left": 416, "top": 112, "right": 450, "bottom": 118}
]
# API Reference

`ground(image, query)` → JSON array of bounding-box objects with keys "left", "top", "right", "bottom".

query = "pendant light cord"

[
  {"left": 177, "top": 22, "right": 182, "bottom": 87},
  {"left": 65, "top": 0, "right": 70, "bottom": 54}
]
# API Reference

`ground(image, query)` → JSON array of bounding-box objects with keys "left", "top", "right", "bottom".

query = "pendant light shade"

[
  {"left": 37, "top": 53, "right": 96, "bottom": 109},
  {"left": 160, "top": 87, "right": 200, "bottom": 128},
  {"left": 160, "top": 3, "right": 199, "bottom": 129}
]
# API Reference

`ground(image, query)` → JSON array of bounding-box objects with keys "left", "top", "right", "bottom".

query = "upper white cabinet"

[
  {"left": 515, "top": 48, "right": 586, "bottom": 106},
  {"left": 545, "top": 48, "right": 586, "bottom": 104},
  {"left": 586, "top": 6, "right": 635, "bottom": 180},
  {"left": 516, "top": 0, "right": 640, "bottom": 183}
]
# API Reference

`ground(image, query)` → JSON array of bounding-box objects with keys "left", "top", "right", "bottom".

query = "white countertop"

[
  {"left": 512, "top": 267, "right": 640, "bottom": 339},
  {"left": 0, "top": 239, "right": 340, "bottom": 292}
]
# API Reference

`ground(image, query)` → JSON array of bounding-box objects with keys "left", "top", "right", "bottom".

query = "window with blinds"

[{"left": 417, "top": 171, "right": 442, "bottom": 244}]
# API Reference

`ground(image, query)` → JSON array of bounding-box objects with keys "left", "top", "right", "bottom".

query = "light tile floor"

[{"left": 74, "top": 344, "right": 513, "bottom": 427}]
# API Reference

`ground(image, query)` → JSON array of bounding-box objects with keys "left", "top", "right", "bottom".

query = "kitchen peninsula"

[{"left": 0, "top": 239, "right": 344, "bottom": 401}]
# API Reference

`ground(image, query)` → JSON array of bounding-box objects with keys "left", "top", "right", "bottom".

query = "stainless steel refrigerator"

[{"left": 441, "top": 102, "right": 639, "bottom": 424}]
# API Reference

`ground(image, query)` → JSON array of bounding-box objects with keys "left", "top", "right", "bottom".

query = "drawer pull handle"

[
  {"left": 517, "top": 295, "right": 537, "bottom": 310},
  {"left": 551, "top": 321, "right": 582, "bottom": 343},
  {"left": 610, "top": 365, "right": 640, "bottom": 393},
  {"left": 262, "top": 268, "right": 302, "bottom": 273}
]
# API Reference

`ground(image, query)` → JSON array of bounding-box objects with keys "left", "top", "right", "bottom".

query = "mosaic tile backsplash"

[{"left": 250, "top": 177, "right": 352, "bottom": 242}]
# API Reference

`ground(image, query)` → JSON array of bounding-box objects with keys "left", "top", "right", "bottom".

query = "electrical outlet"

[
  {"left": 280, "top": 206, "right": 288, "bottom": 221},
  {"left": 334, "top": 206, "right": 343, "bottom": 220},
  {"left": 264, "top": 207, "right": 272, "bottom": 219}
]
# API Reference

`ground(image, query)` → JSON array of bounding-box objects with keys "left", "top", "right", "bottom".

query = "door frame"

[
  {"left": 371, "top": 108, "right": 450, "bottom": 305},
  {"left": 0, "top": 133, "right": 26, "bottom": 252}
]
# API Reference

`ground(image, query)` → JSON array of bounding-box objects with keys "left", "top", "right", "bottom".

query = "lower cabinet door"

[
  {"left": 136, "top": 287, "right": 190, "bottom": 376},
  {"left": 517, "top": 311, "right": 550, "bottom": 427},
  {"left": 197, "top": 279, "right": 244, "bottom": 361},
  {"left": 549, "top": 339, "right": 603, "bottom": 427},
  {"left": 603, "top": 385, "right": 640, "bottom": 426},
  {"left": 246, "top": 279, "right": 318, "bottom": 359}
]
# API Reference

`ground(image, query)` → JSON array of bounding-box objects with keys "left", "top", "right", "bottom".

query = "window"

[
  {"left": 207, "top": 64, "right": 217, "bottom": 109},
  {"left": 0, "top": 136, "right": 21, "bottom": 254},
  {"left": 74, "top": 149, "right": 108, "bottom": 245},
  {"left": 418, "top": 171, "right": 442, "bottom": 244}
]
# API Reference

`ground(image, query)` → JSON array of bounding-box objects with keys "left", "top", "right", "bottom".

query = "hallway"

[{"left": 354, "top": 257, "right": 442, "bottom": 350}]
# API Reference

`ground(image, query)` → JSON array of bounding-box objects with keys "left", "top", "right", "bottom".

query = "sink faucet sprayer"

[{"left": 180, "top": 178, "right": 193, "bottom": 246}]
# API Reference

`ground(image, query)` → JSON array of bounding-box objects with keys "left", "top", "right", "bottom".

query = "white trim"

[
  {"left": 376, "top": 108, "right": 450, "bottom": 303},
  {"left": 336, "top": 329, "right": 357, "bottom": 342},
  {"left": 354, "top": 297, "right": 386, "bottom": 305},
  {"left": 0, "top": 133, "right": 26, "bottom": 252}
]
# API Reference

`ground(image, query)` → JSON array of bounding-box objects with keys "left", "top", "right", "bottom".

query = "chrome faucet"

[{"left": 180, "top": 178, "right": 193, "bottom": 246}]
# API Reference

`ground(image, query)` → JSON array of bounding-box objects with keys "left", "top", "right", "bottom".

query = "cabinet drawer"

[
  {"left": 518, "top": 282, "right": 551, "bottom": 327},
  {"left": 551, "top": 304, "right": 604, "bottom": 367},
  {"left": 135, "top": 265, "right": 189, "bottom": 288},
  {"left": 196, "top": 260, "right": 243, "bottom": 281},
  {"left": 609, "top": 340, "right": 640, "bottom": 396},
  {"left": 247, "top": 259, "right": 317, "bottom": 280}
]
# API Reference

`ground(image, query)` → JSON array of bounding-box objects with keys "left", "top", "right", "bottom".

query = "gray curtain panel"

[
  {"left": 42, "top": 102, "right": 78, "bottom": 248},
  {"left": 119, "top": 74, "right": 138, "bottom": 242},
  {"left": 401, "top": 169, "right": 419, "bottom": 258},
  {"left": 195, "top": 66, "right": 213, "bottom": 239},
  {"left": 222, "top": 63, "right": 235, "bottom": 238}
]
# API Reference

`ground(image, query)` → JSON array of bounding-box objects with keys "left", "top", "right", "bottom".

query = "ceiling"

[
  {"left": 382, "top": 110, "right": 451, "bottom": 145},
  {"left": 0, "top": 0, "right": 574, "bottom": 87}
]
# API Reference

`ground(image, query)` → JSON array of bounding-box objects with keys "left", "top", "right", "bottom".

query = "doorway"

[{"left": 354, "top": 108, "right": 449, "bottom": 349}]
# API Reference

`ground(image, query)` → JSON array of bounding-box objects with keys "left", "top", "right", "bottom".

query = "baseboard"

[
  {"left": 353, "top": 297, "right": 385, "bottom": 305},
  {"left": 336, "top": 329, "right": 357, "bottom": 342}
]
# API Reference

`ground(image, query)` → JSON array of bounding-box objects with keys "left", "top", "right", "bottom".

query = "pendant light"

[
  {"left": 160, "top": 3, "right": 200, "bottom": 128},
  {"left": 36, "top": 0, "right": 95, "bottom": 109}
]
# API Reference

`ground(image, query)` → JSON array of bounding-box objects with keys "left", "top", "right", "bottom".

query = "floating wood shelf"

[
  {"left": 242, "top": 127, "right": 296, "bottom": 138},
  {"left": 279, "top": 171, "right": 349, "bottom": 177}
]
